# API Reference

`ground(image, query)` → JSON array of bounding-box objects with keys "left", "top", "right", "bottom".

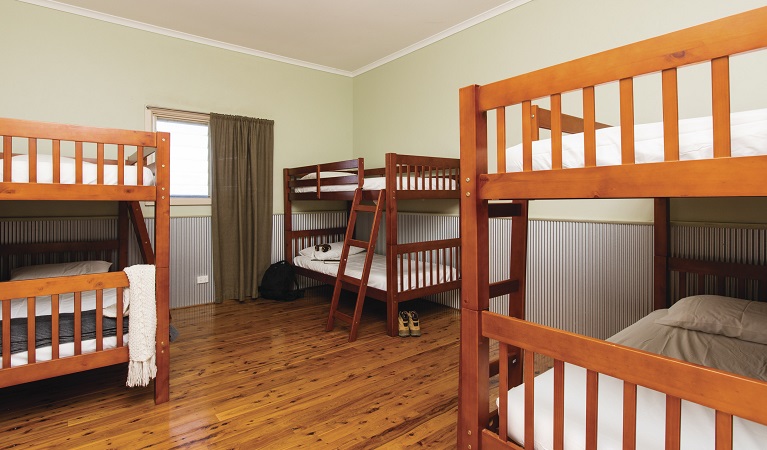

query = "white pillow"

[
  {"left": 298, "top": 171, "right": 355, "bottom": 180},
  {"left": 298, "top": 241, "right": 365, "bottom": 261},
  {"left": 10, "top": 260, "right": 113, "bottom": 281},
  {"left": 655, "top": 295, "right": 767, "bottom": 345}
]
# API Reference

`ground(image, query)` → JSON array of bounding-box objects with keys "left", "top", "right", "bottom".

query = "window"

[{"left": 146, "top": 107, "right": 210, "bottom": 205}]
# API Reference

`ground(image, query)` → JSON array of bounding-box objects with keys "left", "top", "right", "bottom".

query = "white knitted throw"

[{"left": 123, "top": 264, "right": 157, "bottom": 388}]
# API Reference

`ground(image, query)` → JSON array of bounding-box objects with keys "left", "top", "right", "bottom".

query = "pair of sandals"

[{"left": 398, "top": 311, "right": 421, "bottom": 337}]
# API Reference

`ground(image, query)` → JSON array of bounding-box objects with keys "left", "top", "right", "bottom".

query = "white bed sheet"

[
  {"left": 1, "top": 289, "right": 118, "bottom": 320},
  {"left": 502, "top": 310, "right": 767, "bottom": 449},
  {"left": 506, "top": 108, "right": 767, "bottom": 172},
  {"left": 294, "top": 175, "right": 457, "bottom": 193},
  {"left": 8, "top": 335, "right": 129, "bottom": 368},
  {"left": 0, "top": 154, "right": 155, "bottom": 186},
  {"left": 293, "top": 252, "right": 458, "bottom": 291}
]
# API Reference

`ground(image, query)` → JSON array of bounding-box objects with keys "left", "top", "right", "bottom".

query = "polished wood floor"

[{"left": 0, "top": 289, "right": 462, "bottom": 449}]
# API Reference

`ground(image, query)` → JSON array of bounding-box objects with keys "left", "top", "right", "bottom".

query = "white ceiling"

[{"left": 22, "top": 0, "right": 531, "bottom": 76}]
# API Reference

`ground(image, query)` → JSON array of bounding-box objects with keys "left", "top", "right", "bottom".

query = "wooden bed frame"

[
  {"left": 0, "top": 118, "right": 170, "bottom": 404},
  {"left": 458, "top": 7, "right": 767, "bottom": 450},
  {"left": 284, "top": 153, "right": 462, "bottom": 337}
]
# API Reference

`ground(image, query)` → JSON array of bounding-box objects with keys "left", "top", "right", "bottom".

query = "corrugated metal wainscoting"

[{"left": 4, "top": 215, "right": 764, "bottom": 340}]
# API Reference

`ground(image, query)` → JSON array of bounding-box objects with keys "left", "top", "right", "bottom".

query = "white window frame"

[{"left": 146, "top": 106, "right": 211, "bottom": 206}]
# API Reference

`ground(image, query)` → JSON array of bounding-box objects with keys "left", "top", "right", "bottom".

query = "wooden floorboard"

[{"left": 0, "top": 288, "right": 461, "bottom": 449}]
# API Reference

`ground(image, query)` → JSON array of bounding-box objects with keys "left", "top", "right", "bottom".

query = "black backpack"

[{"left": 259, "top": 260, "right": 304, "bottom": 301}]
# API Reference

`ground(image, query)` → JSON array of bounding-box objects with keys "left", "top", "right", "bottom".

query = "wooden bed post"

[
  {"left": 385, "top": 153, "right": 398, "bottom": 337},
  {"left": 117, "top": 202, "right": 130, "bottom": 270},
  {"left": 283, "top": 168, "right": 293, "bottom": 264},
  {"left": 459, "top": 84, "right": 490, "bottom": 450},
  {"left": 508, "top": 199, "right": 528, "bottom": 387},
  {"left": 153, "top": 131, "right": 171, "bottom": 404},
  {"left": 654, "top": 198, "right": 671, "bottom": 309}
]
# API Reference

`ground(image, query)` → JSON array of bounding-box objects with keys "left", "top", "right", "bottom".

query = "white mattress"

[
  {"left": 8, "top": 335, "right": 127, "bottom": 368},
  {"left": 0, "top": 154, "right": 155, "bottom": 186},
  {"left": 506, "top": 108, "right": 767, "bottom": 172},
  {"left": 294, "top": 174, "right": 457, "bottom": 193},
  {"left": 1, "top": 289, "right": 118, "bottom": 320},
  {"left": 1, "top": 289, "right": 126, "bottom": 368},
  {"left": 293, "top": 252, "right": 458, "bottom": 291},
  {"left": 502, "top": 310, "right": 767, "bottom": 449}
]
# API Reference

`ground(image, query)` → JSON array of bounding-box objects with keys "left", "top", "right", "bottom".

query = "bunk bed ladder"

[{"left": 325, "top": 188, "right": 385, "bottom": 342}]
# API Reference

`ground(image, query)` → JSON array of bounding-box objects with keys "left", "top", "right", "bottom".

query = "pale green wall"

[
  {"left": 0, "top": 0, "right": 353, "bottom": 217},
  {"left": 4, "top": 0, "right": 767, "bottom": 223},
  {"left": 353, "top": 0, "right": 767, "bottom": 223}
]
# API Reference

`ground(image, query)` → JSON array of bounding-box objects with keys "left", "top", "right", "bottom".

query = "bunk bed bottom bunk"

[{"left": 499, "top": 305, "right": 767, "bottom": 450}]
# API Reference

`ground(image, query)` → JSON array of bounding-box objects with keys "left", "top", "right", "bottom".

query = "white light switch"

[{"left": 196, "top": 275, "right": 209, "bottom": 284}]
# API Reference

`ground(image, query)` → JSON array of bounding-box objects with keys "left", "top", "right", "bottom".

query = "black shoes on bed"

[{"left": 398, "top": 311, "right": 421, "bottom": 337}]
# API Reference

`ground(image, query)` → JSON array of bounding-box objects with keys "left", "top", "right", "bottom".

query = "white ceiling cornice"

[
  {"left": 19, "top": 0, "right": 531, "bottom": 78},
  {"left": 350, "top": 0, "right": 531, "bottom": 77}
]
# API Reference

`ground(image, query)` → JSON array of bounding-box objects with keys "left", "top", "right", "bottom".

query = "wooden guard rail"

[
  {"left": 394, "top": 238, "right": 461, "bottom": 295},
  {"left": 285, "top": 158, "right": 363, "bottom": 200},
  {"left": 0, "top": 272, "right": 128, "bottom": 378},
  {"left": 483, "top": 312, "right": 767, "bottom": 450},
  {"left": 386, "top": 154, "right": 460, "bottom": 193},
  {"left": 481, "top": 7, "right": 767, "bottom": 200},
  {"left": 1, "top": 118, "right": 156, "bottom": 187}
]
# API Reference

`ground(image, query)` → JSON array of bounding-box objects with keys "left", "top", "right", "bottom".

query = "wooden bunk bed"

[
  {"left": 458, "top": 7, "right": 767, "bottom": 450},
  {"left": 284, "top": 154, "right": 462, "bottom": 338},
  {"left": 0, "top": 118, "right": 170, "bottom": 404}
]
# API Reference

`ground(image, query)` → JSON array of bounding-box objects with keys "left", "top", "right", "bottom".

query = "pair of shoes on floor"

[{"left": 398, "top": 311, "right": 421, "bottom": 337}]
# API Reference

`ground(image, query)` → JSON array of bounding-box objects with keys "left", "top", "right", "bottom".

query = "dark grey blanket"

[{"left": 0, "top": 311, "right": 129, "bottom": 355}]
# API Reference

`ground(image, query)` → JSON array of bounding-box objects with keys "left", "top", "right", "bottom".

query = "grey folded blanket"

[{"left": 0, "top": 311, "right": 129, "bottom": 355}]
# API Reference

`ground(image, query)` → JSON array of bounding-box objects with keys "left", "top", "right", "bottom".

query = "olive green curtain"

[{"left": 210, "top": 113, "right": 274, "bottom": 302}]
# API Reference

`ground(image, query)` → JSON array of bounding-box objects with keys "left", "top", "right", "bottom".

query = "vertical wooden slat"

[
  {"left": 97, "top": 142, "right": 104, "bottom": 185},
  {"left": 679, "top": 272, "right": 688, "bottom": 299},
  {"left": 524, "top": 350, "right": 535, "bottom": 449},
  {"left": 666, "top": 395, "right": 682, "bottom": 450},
  {"left": 553, "top": 359, "right": 565, "bottom": 450},
  {"left": 521, "top": 101, "right": 533, "bottom": 172},
  {"left": 711, "top": 56, "right": 731, "bottom": 158},
  {"left": 116, "top": 287, "right": 124, "bottom": 347},
  {"left": 136, "top": 147, "right": 144, "bottom": 185},
  {"left": 715, "top": 411, "right": 733, "bottom": 450},
  {"left": 117, "top": 144, "right": 125, "bottom": 185},
  {"left": 28, "top": 138, "right": 37, "bottom": 182},
  {"left": 2, "top": 136, "right": 11, "bottom": 181},
  {"left": 27, "top": 297, "right": 36, "bottom": 364},
  {"left": 717, "top": 275, "right": 726, "bottom": 296},
  {"left": 498, "top": 343, "right": 509, "bottom": 442},
  {"left": 585, "top": 369, "right": 599, "bottom": 449},
  {"left": 74, "top": 292, "right": 82, "bottom": 355},
  {"left": 52, "top": 139, "right": 61, "bottom": 183},
  {"left": 654, "top": 198, "right": 670, "bottom": 310},
  {"left": 51, "top": 294, "right": 60, "bottom": 360},
  {"left": 662, "top": 69, "right": 680, "bottom": 161},
  {"left": 551, "top": 94, "right": 563, "bottom": 170},
  {"left": 497, "top": 107, "right": 506, "bottom": 173},
  {"left": 583, "top": 87, "right": 597, "bottom": 167},
  {"left": 623, "top": 382, "right": 637, "bottom": 450},
  {"left": 619, "top": 78, "right": 635, "bottom": 164},
  {"left": 96, "top": 290, "right": 103, "bottom": 351},
  {"left": 75, "top": 141, "right": 83, "bottom": 184}
]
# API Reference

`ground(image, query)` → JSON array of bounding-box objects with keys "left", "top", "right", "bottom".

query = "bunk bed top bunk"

[
  {"left": 458, "top": 6, "right": 767, "bottom": 450},
  {"left": 283, "top": 153, "right": 462, "bottom": 338},
  {"left": 0, "top": 117, "right": 170, "bottom": 404}
]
